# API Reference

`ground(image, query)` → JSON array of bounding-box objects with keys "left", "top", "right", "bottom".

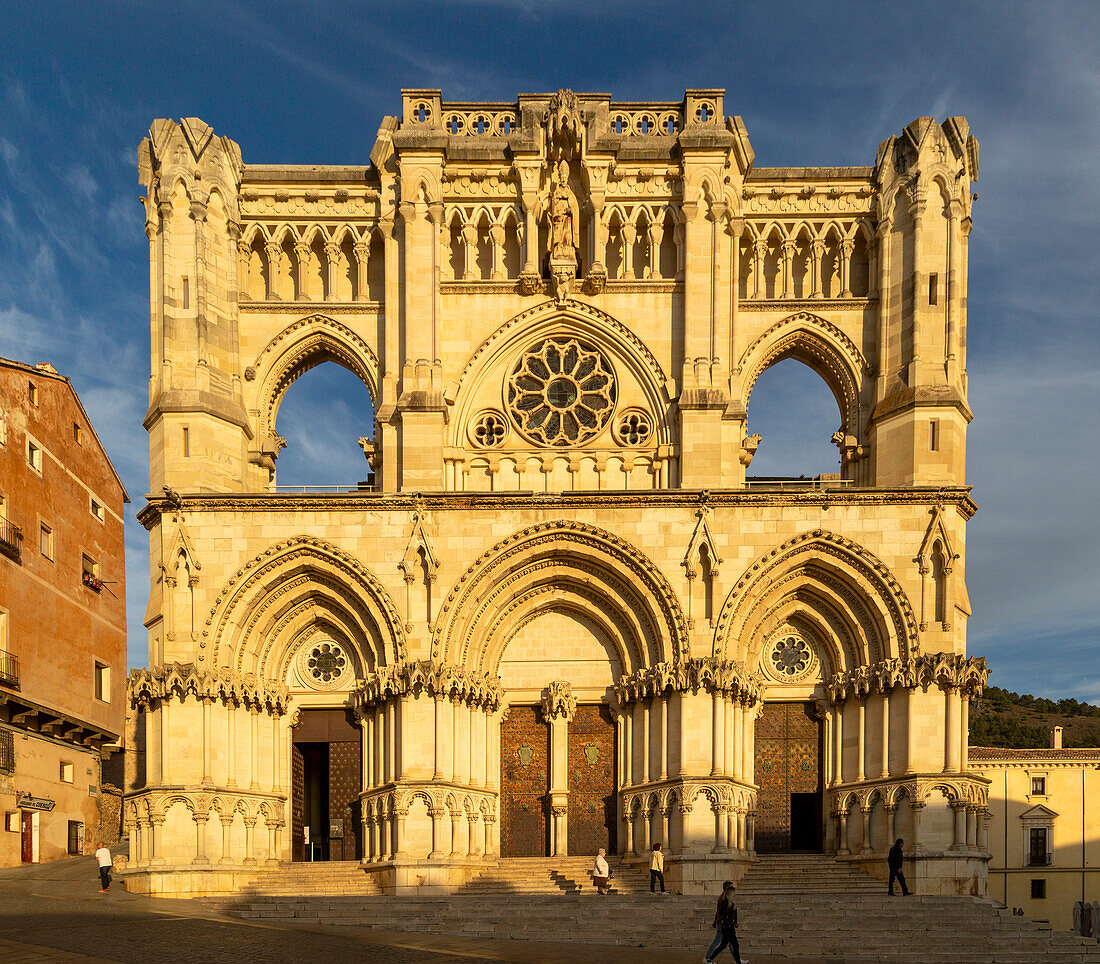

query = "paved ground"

[{"left": 0, "top": 855, "right": 853, "bottom": 963}]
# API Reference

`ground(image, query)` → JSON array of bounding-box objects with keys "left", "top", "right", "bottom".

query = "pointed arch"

[
  {"left": 738, "top": 311, "right": 870, "bottom": 436},
  {"left": 450, "top": 298, "right": 672, "bottom": 448},
  {"left": 248, "top": 314, "right": 379, "bottom": 441},
  {"left": 202, "top": 536, "right": 405, "bottom": 679},
  {"left": 431, "top": 520, "right": 687, "bottom": 673},
  {"left": 713, "top": 529, "right": 920, "bottom": 676}
]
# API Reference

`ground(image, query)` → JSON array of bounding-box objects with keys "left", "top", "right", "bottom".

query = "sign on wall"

[{"left": 17, "top": 792, "right": 55, "bottom": 812}]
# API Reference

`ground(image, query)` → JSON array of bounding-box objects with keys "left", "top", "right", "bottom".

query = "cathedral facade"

[{"left": 123, "top": 89, "right": 990, "bottom": 897}]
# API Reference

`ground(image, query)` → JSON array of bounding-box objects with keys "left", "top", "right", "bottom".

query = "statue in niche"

[{"left": 546, "top": 158, "right": 580, "bottom": 265}]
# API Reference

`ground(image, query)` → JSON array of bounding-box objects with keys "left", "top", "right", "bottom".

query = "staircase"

[
  {"left": 456, "top": 856, "right": 650, "bottom": 895},
  {"left": 211, "top": 854, "right": 1100, "bottom": 962},
  {"left": 233, "top": 861, "right": 383, "bottom": 897},
  {"left": 738, "top": 852, "right": 882, "bottom": 894}
]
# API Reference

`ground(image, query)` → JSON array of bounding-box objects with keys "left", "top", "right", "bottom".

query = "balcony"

[
  {"left": 0, "top": 516, "right": 21, "bottom": 562},
  {"left": 0, "top": 650, "right": 19, "bottom": 689}
]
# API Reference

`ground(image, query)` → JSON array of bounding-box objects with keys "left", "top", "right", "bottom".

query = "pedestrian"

[
  {"left": 704, "top": 879, "right": 746, "bottom": 963},
  {"left": 591, "top": 847, "right": 610, "bottom": 895},
  {"left": 887, "top": 837, "right": 910, "bottom": 896},
  {"left": 650, "top": 841, "right": 669, "bottom": 894},
  {"left": 95, "top": 842, "right": 112, "bottom": 892}
]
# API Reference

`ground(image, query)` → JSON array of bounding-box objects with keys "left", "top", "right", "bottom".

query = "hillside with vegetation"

[{"left": 969, "top": 686, "right": 1100, "bottom": 748}]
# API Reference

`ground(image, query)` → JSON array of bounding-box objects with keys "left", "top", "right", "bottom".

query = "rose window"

[
  {"left": 307, "top": 643, "right": 346, "bottom": 683},
  {"left": 770, "top": 636, "right": 812, "bottom": 677},
  {"left": 472, "top": 411, "right": 507, "bottom": 447},
  {"left": 507, "top": 338, "right": 616, "bottom": 446},
  {"left": 614, "top": 410, "right": 653, "bottom": 447}
]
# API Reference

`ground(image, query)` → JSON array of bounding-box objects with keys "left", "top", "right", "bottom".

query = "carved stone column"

[
  {"left": 839, "top": 238, "right": 854, "bottom": 297},
  {"left": 810, "top": 239, "right": 825, "bottom": 298},
  {"left": 909, "top": 800, "right": 925, "bottom": 851},
  {"left": 324, "top": 241, "right": 341, "bottom": 300},
  {"left": 885, "top": 804, "right": 897, "bottom": 846},
  {"left": 353, "top": 240, "right": 370, "bottom": 300},
  {"left": 429, "top": 807, "right": 446, "bottom": 859},
  {"left": 293, "top": 241, "right": 312, "bottom": 300},
  {"left": 218, "top": 813, "right": 233, "bottom": 865},
  {"left": 489, "top": 223, "right": 506, "bottom": 280},
  {"left": 192, "top": 810, "right": 210, "bottom": 866},
  {"left": 837, "top": 809, "right": 850, "bottom": 856},
  {"left": 541, "top": 681, "right": 576, "bottom": 857},
  {"left": 950, "top": 800, "right": 967, "bottom": 850},
  {"left": 237, "top": 238, "right": 251, "bottom": 298},
  {"left": 781, "top": 239, "right": 796, "bottom": 298},
  {"left": 751, "top": 238, "right": 767, "bottom": 298},
  {"left": 647, "top": 220, "right": 663, "bottom": 278},
  {"left": 860, "top": 807, "right": 874, "bottom": 856},
  {"left": 966, "top": 806, "right": 978, "bottom": 848},
  {"left": 461, "top": 221, "right": 478, "bottom": 280},
  {"left": 620, "top": 222, "right": 637, "bottom": 279},
  {"left": 242, "top": 814, "right": 258, "bottom": 865}
]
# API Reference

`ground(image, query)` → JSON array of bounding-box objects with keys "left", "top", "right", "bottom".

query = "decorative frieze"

[
  {"left": 353, "top": 659, "right": 504, "bottom": 711},
  {"left": 614, "top": 657, "right": 762, "bottom": 706},
  {"left": 827, "top": 654, "right": 989, "bottom": 702},
  {"left": 128, "top": 662, "right": 290, "bottom": 714}
]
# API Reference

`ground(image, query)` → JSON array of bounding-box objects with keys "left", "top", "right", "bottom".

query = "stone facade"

[
  {"left": 122, "top": 89, "right": 991, "bottom": 897},
  {"left": 0, "top": 357, "right": 128, "bottom": 866}
]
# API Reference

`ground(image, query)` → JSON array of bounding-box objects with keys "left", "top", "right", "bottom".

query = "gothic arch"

[
  {"left": 250, "top": 314, "right": 380, "bottom": 440},
  {"left": 202, "top": 536, "right": 405, "bottom": 676},
  {"left": 431, "top": 520, "right": 687, "bottom": 672},
  {"left": 449, "top": 299, "right": 673, "bottom": 448},
  {"left": 713, "top": 529, "right": 920, "bottom": 674},
  {"left": 738, "top": 311, "right": 870, "bottom": 435}
]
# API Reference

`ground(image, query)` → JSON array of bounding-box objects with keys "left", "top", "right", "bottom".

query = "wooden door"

[
  {"left": 567, "top": 704, "right": 617, "bottom": 856},
  {"left": 291, "top": 743, "right": 305, "bottom": 861},
  {"left": 328, "top": 740, "right": 361, "bottom": 861},
  {"left": 21, "top": 811, "right": 33, "bottom": 863},
  {"left": 754, "top": 701, "right": 823, "bottom": 852},
  {"left": 500, "top": 706, "right": 549, "bottom": 856}
]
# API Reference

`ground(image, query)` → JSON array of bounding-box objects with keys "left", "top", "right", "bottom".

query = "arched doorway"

[
  {"left": 754, "top": 700, "right": 824, "bottom": 852},
  {"left": 497, "top": 609, "right": 620, "bottom": 857}
]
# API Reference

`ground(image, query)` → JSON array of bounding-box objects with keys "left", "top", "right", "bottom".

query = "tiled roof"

[{"left": 969, "top": 746, "right": 1100, "bottom": 761}]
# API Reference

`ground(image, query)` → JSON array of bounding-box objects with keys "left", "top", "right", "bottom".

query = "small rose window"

[
  {"left": 472, "top": 411, "right": 507, "bottom": 447},
  {"left": 770, "top": 636, "right": 811, "bottom": 677},
  {"left": 507, "top": 337, "right": 616, "bottom": 446},
  {"left": 308, "top": 643, "right": 346, "bottom": 683},
  {"left": 614, "top": 410, "right": 653, "bottom": 447}
]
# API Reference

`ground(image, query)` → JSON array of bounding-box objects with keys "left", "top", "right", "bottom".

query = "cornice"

[
  {"left": 137, "top": 486, "right": 978, "bottom": 529},
  {"left": 739, "top": 298, "right": 876, "bottom": 312},
  {"left": 238, "top": 300, "right": 383, "bottom": 314}
]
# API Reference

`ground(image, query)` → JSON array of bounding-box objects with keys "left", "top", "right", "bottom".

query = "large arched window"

[
  {"left": 746, "top": 358, "right": 841, "bottom": 480},
  {"left": 271, "top": 361, "right": 375, "bottom": 489}
]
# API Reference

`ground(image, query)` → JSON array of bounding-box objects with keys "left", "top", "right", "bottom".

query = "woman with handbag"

[{"left": 591, "top": 847, "right": 610, "bottom": 895}]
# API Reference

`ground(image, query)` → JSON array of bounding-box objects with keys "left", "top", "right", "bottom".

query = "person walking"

[
  {"left": 591, "top": 847, "right": 610, "bottom": 895},
  {"left": 650, "top": 841, "right": 669, "bottom": 894},
  {"left": 888, "top": 837, "right": 911, "bottom": 896},
  {"left": 705, "top": 879, "right": 746, "bottom": 963},
  {"left": 95, "top": 843, "right": 112, "bottom": 892}
]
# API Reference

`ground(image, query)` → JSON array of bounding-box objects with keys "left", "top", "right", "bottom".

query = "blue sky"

[{"left": 0, "top": 1, "right": 1097, "bottom": 701}]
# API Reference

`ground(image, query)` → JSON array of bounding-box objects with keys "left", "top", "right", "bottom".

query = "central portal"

[
  {"left": 754, "top": 701, "right": 824, "bottom": 853},
  {"left": 291, "top": 709, "right": 363, "bottom": 861},
  {"left": 499, "top": 702, "right": 616, "bottom": 856}
]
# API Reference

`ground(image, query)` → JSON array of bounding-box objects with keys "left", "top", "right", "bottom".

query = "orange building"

[{"left": 0, "top": 357, "right": 127, "bottom": 865}]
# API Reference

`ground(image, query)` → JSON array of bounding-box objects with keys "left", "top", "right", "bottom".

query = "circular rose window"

[
  {"left": 770, "top": 635, "right": 813, "bottom": 678},
  {"left": 507, "top": 338, "right": 616, "bottom": 446},
  {"left": 308, "top": 642, "right": 346, "bottom": 683}
]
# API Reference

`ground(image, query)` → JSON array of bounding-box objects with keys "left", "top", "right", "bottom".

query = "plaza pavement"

[{"left": 0, "top": 854, "right": 861, "bottom": 964}]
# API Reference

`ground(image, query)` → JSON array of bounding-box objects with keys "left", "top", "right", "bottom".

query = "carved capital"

[{"left": 540, "top": 680, "right": 577, "bottom": 723}]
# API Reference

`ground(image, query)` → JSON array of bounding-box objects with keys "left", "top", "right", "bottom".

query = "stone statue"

[{"left": 547, "top": 158, "right": 580, "bottom": 264}]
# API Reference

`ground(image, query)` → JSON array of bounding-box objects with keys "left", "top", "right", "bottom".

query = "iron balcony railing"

[
  {"left": 0, "top": 650, "right": 19, "bottom": 689},
  {"left": 0, "top": 516, "right": 21, "bottom": 561}
]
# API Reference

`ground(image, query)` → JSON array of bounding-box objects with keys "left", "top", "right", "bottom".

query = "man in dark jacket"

[{"left": 888, "top": 838, "right": 910, "bottom": 896}]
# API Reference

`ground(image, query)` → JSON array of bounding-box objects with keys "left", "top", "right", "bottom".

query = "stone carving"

[
  {"left": 516, "top": 745, "right": 534, "bottom": 767},
  {"left": 540, "top": 680, "right": 577, "bottom": 722},
  {"left": 826, "top": 653, "right": 989, "bottom": 701},
  {"left": 613, "top": 657, "right": 762, "bottom": 706},
  {"left": 583, "top": 744, "right": 600, "bottom": 766},
  {"left": 128, "top": 663, "right": 290, "bottom": 714},
  {"left": 353, "top": 659, "right": 504, "bottom": 711}
]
